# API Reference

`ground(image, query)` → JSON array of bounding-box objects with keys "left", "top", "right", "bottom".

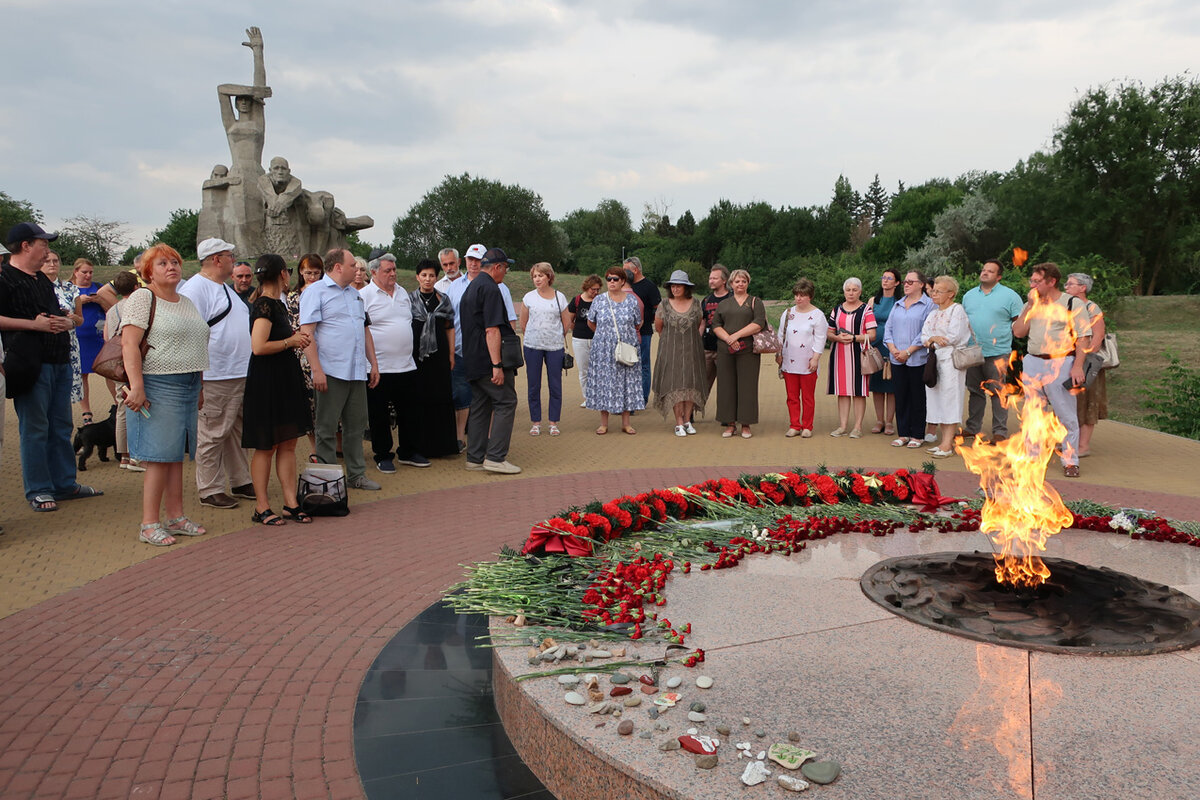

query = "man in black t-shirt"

[
  {"left": 624, "top": 256, "right": 660, "bottom": 403},
  {"left": 0, "top": 222, "right": 101, "bottom": 510},
  {"left": 700, "top": 263, "right": 730, "bottom": 398},
  {"left": 460, "top": 248, "right": 520, "bottom": 474}
]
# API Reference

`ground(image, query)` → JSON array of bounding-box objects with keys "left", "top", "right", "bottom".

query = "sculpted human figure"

[
  {"left": 198, "top": 165, "right": 242, "bottom": 243},
  {"left": 217, "top": 27, "right": 270, "bottom": 179},
  {"left": 257, "top": 157, "right": 304, "bottom": 257}
]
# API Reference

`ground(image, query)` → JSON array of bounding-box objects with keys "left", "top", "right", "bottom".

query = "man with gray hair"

[
  {"left": 434, "top": 247, "right": 461, "bottom": 293},
  {"left": 180, "top": 237, "right": 254, "bottom": 509},
  {"left": 360, "top": 252, "right": 429, "bottom": 472},
  {"left": 624, "top": 256, "right": 660, "bottom": 403}
]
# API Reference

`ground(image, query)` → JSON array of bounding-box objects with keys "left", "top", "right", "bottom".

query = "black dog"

[{"left": 73, "top": 404, "right": 117, "bottom": 471}]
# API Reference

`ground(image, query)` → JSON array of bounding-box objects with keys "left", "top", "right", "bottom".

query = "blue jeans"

[
  {"left": 13, "top": 361, "right": 77, "bottom": 500},
  {"left": 639, "top": 333, "right": 652, "bottom": 403},
  {"left": 524, "top": 347, "right": 564, "bottom": 423}
]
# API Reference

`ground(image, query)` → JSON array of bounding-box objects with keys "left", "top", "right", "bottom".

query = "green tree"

[
  {"left": 0, "top": 190, "right": 42, "bottom": 236},
  {"left": 906, "top": 193, "right": 1005, "bottom": 275},
  {"left": 558, "top": 198, "right": 633, "bottom": 272},
  {"left": 59, "top": 214, "right": 130, "bottom": 265},
  {"left": 860, "top": 180, "right": 963, "bottom": 264},
  {"left": 150, "top": 208, "right": 199, "bottom": 259},
  {"left": 676, "top": 210, "right": 696, "bottom": 237},
  {"left": 863, "top": 174, "right": 889, "bottom": 234},
  {"left": 391, "top": 173, "right": 566, "bottom": 267}
]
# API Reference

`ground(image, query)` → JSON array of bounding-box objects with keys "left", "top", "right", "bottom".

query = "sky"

[{"left": 3, "top": 0, "right": 1198, "bottom": 251}]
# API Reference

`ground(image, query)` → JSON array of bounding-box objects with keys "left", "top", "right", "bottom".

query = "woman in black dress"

[
  {"left": 242, "top": 254, "right": 315, "bottom": 525},
  {"left": 408, "top": 259, "right": 459, "bottom": 457}
]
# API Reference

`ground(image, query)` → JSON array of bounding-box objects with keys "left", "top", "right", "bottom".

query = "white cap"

[
  {"left": 197, "top": 237, "right": 235, "bottom": 261},
  {"left": 464, "top": 243, "right": 487, "bottom": 259}
]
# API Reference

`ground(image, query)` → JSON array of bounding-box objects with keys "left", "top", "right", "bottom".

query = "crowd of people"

[{"left": 0, "top": 220, "right": 1109, "bottom": 543}]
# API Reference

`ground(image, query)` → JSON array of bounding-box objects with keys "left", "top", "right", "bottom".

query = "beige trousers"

[{"left": 194, "top": 377, "right": 251, "bottom": 496}]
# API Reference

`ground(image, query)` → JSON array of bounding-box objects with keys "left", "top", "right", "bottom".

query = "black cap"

[
  {"left": 481, "top": 247, "right": 515, "bottom": 267},
  {"left": 6, "top": 222, "right": 58, "bottom": 247},
  {"left": 367, "top": 247, "right": 387, "bottom": 262}
]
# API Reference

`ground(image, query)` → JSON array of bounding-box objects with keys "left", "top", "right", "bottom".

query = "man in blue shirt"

[
  {"left": 445, "top": 243, "right": 485, "bottom": 450},
  {"left": 460, "top": 248, "right": 520, "bottom": 474},
  {"left": 961, "top": 259, "right": 1023, "bottom": 442},
  {"left": 300, "top": 247, "right": 381, "bottom": 490}
]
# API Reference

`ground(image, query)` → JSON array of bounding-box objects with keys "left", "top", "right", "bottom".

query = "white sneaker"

[
  {"left": 580, "top": 401, "right": 587, "bottom": 407},
  {"left": 684, "top": 422, "right": 697, "bottom": 435},
  {"left": 482, "top": 459, "right": 522, "bottom": 474},
  {"left": 674, "top": 425, "right": 687, "bottom": 437}
]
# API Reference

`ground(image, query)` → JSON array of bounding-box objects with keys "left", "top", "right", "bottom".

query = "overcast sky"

[{"left": 4, "top": 0, "right": 1197, "bottom": 250}]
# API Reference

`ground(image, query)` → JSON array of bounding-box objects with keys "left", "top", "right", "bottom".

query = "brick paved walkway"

[{"left": 2, "top": 366, "right": 1198, "bottom": 798}]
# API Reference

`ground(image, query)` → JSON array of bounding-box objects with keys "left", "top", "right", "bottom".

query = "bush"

[{"left": 1144, "top": 356, "right": 1200, "bottom": 440}]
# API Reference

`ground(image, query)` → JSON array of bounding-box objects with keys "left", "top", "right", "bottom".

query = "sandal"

[
  {"left": 166, "top": 516, "right": 207, "bottom": 536},
  {"left": 906, "top": 439, "right": 923, "bottom": 449},
  {"left": 548, "top": 423, "right": 560, "bottom": 436},
  {"left": 722, "top": 426, "right": 735, "bottom": 438},
  {"left": 57, "top": 484, "right": 103, "bottom": 501},
  {"left": 891, "top": 438, "right": 908, "bottom": 447},
  {"left": 869, "top": 423, "right": 885, "bottom": 434},
  {"left": 529, "top": 423, "right": 541, "bottom": 436},
  {"left": 29, "top": 494, "right": 58, "bottom": 512},
  {"left": 884, "top": 425, "right": 895, "bottom": 436},
  {"left": 622, "top": 426, "right": 637, "bottom": 435},
  {"left": 252, "top": 508, "right": 286, "bottom": 526},
  {"left": 139, "top": 522, "right": 176, "bottom": 547},
  {"left": 595, "top": 426, "right": 608, "bottom": 435},
  {"left": 740, "top": 427, "right": 752, "bottom": 439},
  {"left": 282, "top": 505, "right": 314, "bottom": 524}
]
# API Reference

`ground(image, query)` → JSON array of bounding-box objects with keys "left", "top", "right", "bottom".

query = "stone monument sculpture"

[{"left": 199, "top": 27, "right": 372, "bottom": 260}]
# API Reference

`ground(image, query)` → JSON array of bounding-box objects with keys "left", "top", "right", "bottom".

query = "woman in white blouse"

[
  {"left": 777, "top": 278, "right": 829, "bottom": 437},
  {"left": 518, "top": 262, "right": 570, "bottom": 436},
  {"left": 920, "top": 275, "right": 970, "bottom": 458},
  {"left": 121, "top": 243, "right": 212, "bottom": 546}
]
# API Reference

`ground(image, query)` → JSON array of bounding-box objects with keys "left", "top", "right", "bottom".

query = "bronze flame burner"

[{"left": 860, "top": 552, "right": 1200, "bottom": 656}]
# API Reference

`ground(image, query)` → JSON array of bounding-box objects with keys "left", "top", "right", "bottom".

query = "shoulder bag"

[
  {"left": 951, "top": 307, "right": 984, "bottom": 370},
  {"left": 1098, "top": 332, "right": 1119, "bottom": 369},
  {"left": 751, "top": 297, "right": 780, "bottom": 354},
  {"left": 92, "top": 290, "right": 156, "bottom": 383},
  {"left": 775, "top": 309, "right": 791, "bottom": 378},
  {"left": 556, "top": 292, "right": 574, "bottom": 371},
  {"left": 860, "top": 340, "right": 885, "bottom": 375},
  {"left": 610, "top": 299, "right": 639, "bottom": 366}
]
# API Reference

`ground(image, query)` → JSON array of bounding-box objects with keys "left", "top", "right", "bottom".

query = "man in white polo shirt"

[
  {"left": 181, "top": 237, "right": 253, "bottom": 508},
  {"left": 360, "top": 253, "right": 429, "bottom": 472}
]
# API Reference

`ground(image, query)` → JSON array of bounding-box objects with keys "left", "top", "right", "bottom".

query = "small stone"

[
  {"left": 638, "top": 730, "right": 653, "bottom": 740},
  {"left": 658, "top": 739, "right": 681, "bottom": 752},
  {"left": 686, "top": 727, "right": 698, "bottom": 735},
  {"left": 678, "top": 734, "right": 719, "bottom": 754},
  {"left": 610, "top": 672, "right": 631, "bottom": 685},
  {"left": 800, "top": 760, "right": 841, "bottom": 785},
  {"left": 617, "top": 720, "right": 634, "bottom": 735},
  {"left": 647, "top": 708, "right": 659, "bottom": 720},
  {"left": 741, "top": 759, "right": 771, "bottom": 786},
  {"left": 757, "top": 751, "right": 766, "bottom": 760},
  {"left": 695, "top": 753, "right": 719, "bottom": 770},
  {"left": 665, "top": 676, "right": 682, "bottom": 689},
  {"left": 564, "top": 692, "right": 586, "bottom": 706},
  {"left": 640, "top": 684, "right": 658, "bottom": 695},
  {"left": 742, "top": 717, "right": 751, "bottom": 726},
  {"left": 588, "top": 687, "right": 605, "bottom": 703},
  {"left": 591, "top": 650, "right": 612, "bottom": 658},
  {"left": 611, "top": 647, "right": 626, "bottom": 657},
  {"left": 565, "top": 644, "right": 578, "bottom": 656},
  {"left": 689, "top": 701, "right": 707, "bottom": 713},
  {"left": 623, "top": 696, "right": 642, "bottom": 708},
  {"left": 777, "top": 774, "right": 810, "bottom": 792},
  {"left": 583, "top": 673, "right": 599, "bottom": 685},
  {"left": 640, "top": 674, "right": 657, "bottom": 686},
  {"left": 540, "top": 650, "right": 557, "bottom": 662},
  {"left": 695, "top": 675, "right": 714, "bottom": 689},
  {"left": 788, "top": 731, "right": 801, "bottom": 743},
  {"left": 687, "top": 711, "right": 707, "bottom": 723},
  {"left": 587, "top": 701, "right": 610, "bottom": 714},
  {"left": 610, "top": 686, "right": 632, "bottom": 697},
  {"left": 557, "top": 675, "right": 580, "bottom": 686},
  {"left": 654, "top": 721, "right": 670, "bottom": 731},
  {"left": 768, "top": 743, "right": 817, "bottom": 770},
  {"left": 716, "top": 723, "right": 731, "bottom": 736}
]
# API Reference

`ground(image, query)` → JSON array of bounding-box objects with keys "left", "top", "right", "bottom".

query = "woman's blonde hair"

[
  {"left": 530, "top": 262, "right": 555, "bottom": 285},
  {"left": 729, "top": 268, "right": 750, "bottom": 286},
  {"left": 933, "top": 275, "right": 959, "bottom": 297}
]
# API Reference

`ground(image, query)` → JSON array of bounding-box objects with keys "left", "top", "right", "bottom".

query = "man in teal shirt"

[{"left": 961, "top": 259, "right": 1023, "bottom": 441}]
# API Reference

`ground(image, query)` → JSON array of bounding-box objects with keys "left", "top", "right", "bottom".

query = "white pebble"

[{"left": 695, "top": 675, "right": 714, "bottom": 689}]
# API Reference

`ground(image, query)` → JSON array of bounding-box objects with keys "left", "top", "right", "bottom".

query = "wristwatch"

[{"left": 492, "top": 362, "right": 503, "bottom": 369}]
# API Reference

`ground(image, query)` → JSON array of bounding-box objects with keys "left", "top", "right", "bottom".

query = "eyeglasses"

[
  {"left": 881, "top": 275, "right": 896, "bottom": 281},
  {"left": 606, "top": 276, "right": 622, "bottom": 282},
  {"left": 903, "top": 279, "right": 919, "bottom": 285}
]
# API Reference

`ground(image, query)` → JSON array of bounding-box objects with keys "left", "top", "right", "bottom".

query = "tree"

[
  {"left": 676, "top": 210, "right": 696, "bottom": 237},
  {"left": 59, "top": 214, "right": 130, "bottom": 265},
  {"left": 391, "top": 173, "right": 566, "bottom": 267},
  {"left": 860, "top": 180, "right": 963, "bottom": 264},
  {"left": 906, "top": 193, "right": 1003, "bottom": 275},
  {"left": 863, "top": 174, "right": 889, "bottom": 234},
  {"left": 0, "top": 190, "right": 42, "bottom": 236},
  {"left": 831, "top": 174, "right": 861, "bottom": 220},
  {"left": 150, "top": 209, "right": 199, "bottom": 259}
]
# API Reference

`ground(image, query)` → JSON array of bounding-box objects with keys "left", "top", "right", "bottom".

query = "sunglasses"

[{"left": 606, "top": 276, "right": 623, "bottom": 282}]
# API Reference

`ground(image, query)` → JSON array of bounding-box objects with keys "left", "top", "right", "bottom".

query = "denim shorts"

[
  {"left": 450, "top": 357, "right": 472, "bottom": 411},
  {"left": 127, "top": 371, "right": 201, "bottom": 462}
]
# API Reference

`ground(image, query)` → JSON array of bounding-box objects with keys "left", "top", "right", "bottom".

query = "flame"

[
  {"left": 1012, "top": 247, "right": 1029, "bottom": 267},
  {"left": 960, "top": 298, "right": 1078, "bottom": 588}
]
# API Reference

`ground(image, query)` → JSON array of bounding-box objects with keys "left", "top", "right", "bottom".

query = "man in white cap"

[{"left": 180, "top": 237, "right": 253, "bottom": 508}]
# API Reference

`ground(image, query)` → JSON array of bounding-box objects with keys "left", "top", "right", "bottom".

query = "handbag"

[
  {"left": 1098, "top": 332, "right": 1119, "bottom": 369},
  {"left": 556, "top": 292, "right": 574, "bottom": 371},
  {"left": 297, "top": 461, "right": 349, "bottom": 517},
  {"left": 751, "top": 298, "right": 779, "bottom": 354},
  {"left": 500, "top": 333, "right": 523, "bottom": 370},
  {"left": 610, "top": 300, "right": 639, "bottom": 366},
  {"left": 923, "top": 353, "right": 939, "bottom": 388},
  {"left": 860, "top": 341, "right": 885, "bottom": 375},
  {"left": 775, "top": 310, "right": 791, "bottom": 379},
  {"left": 92, "top": 290, "right": 156, "bottom": 383},
  {"left": 951, "top": 310, "right": 984, "bottom": 370}
]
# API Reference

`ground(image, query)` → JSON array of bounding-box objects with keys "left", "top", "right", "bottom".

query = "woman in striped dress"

[{"left": 825, "top": 277, "right": 876, "bottom": 438}]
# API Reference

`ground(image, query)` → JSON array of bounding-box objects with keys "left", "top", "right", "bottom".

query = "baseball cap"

[
  {"left": 464, "top": 243, "right": 487, "bottom": 260},
  {"left": 6, "top": 222, "right": 58, "bottom": 247},
  {"left": 480, "top": 247, "right": 515, "bottom": 267},
  {"left": 197, "top": 237, "right": 235, "bottom": 260}
]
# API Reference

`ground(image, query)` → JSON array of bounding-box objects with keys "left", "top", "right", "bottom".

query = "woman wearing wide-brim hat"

[{"left": 651, "top": 269, "right": 708, "bottom": 436}]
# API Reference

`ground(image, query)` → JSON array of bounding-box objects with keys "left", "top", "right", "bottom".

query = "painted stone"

[
  {"left": 800, "top": 761, "right": 841, "bottom": 785},
  {"left": 741, "top": 760, "right": 771, "bottom": 786},
  {"left": 768, "top": 743, "right": 817, "bottom": 770},
  {"left": 564, "top": 692, "right": 585, "bottom": 705},
  {"left": 778, "top": 774, "right": 811, "bottom": 792},
  {"left": 695, "top": 675, "right": 714, "bottom": 689},
  {"left": 653, "top": 696, "right": 676, "bottom": 708},
  {"left": 661, "top": 692, "right": 683, "bottom": 705},
  {"left": 665, "top": 676, "right": 682, "bottom": 689},
  {"left": 695, "top": 754, "right": 719, "bottom": 769},
  {"left": 610, "top": 672, "right": 631, "bottom": 685},
  {"left": 610, "top": 686, "right": 633, "bottom": 697},
  {"left": 678, "top": 734, "right": 719, "bottom": 755},
  {"left": 617, "top": 720, "right": 634, "bottom": 735}
]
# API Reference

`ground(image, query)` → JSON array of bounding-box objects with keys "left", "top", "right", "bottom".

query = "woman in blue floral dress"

[{"left": 585, "top": 266, "right": 645, "bottom": 434}]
